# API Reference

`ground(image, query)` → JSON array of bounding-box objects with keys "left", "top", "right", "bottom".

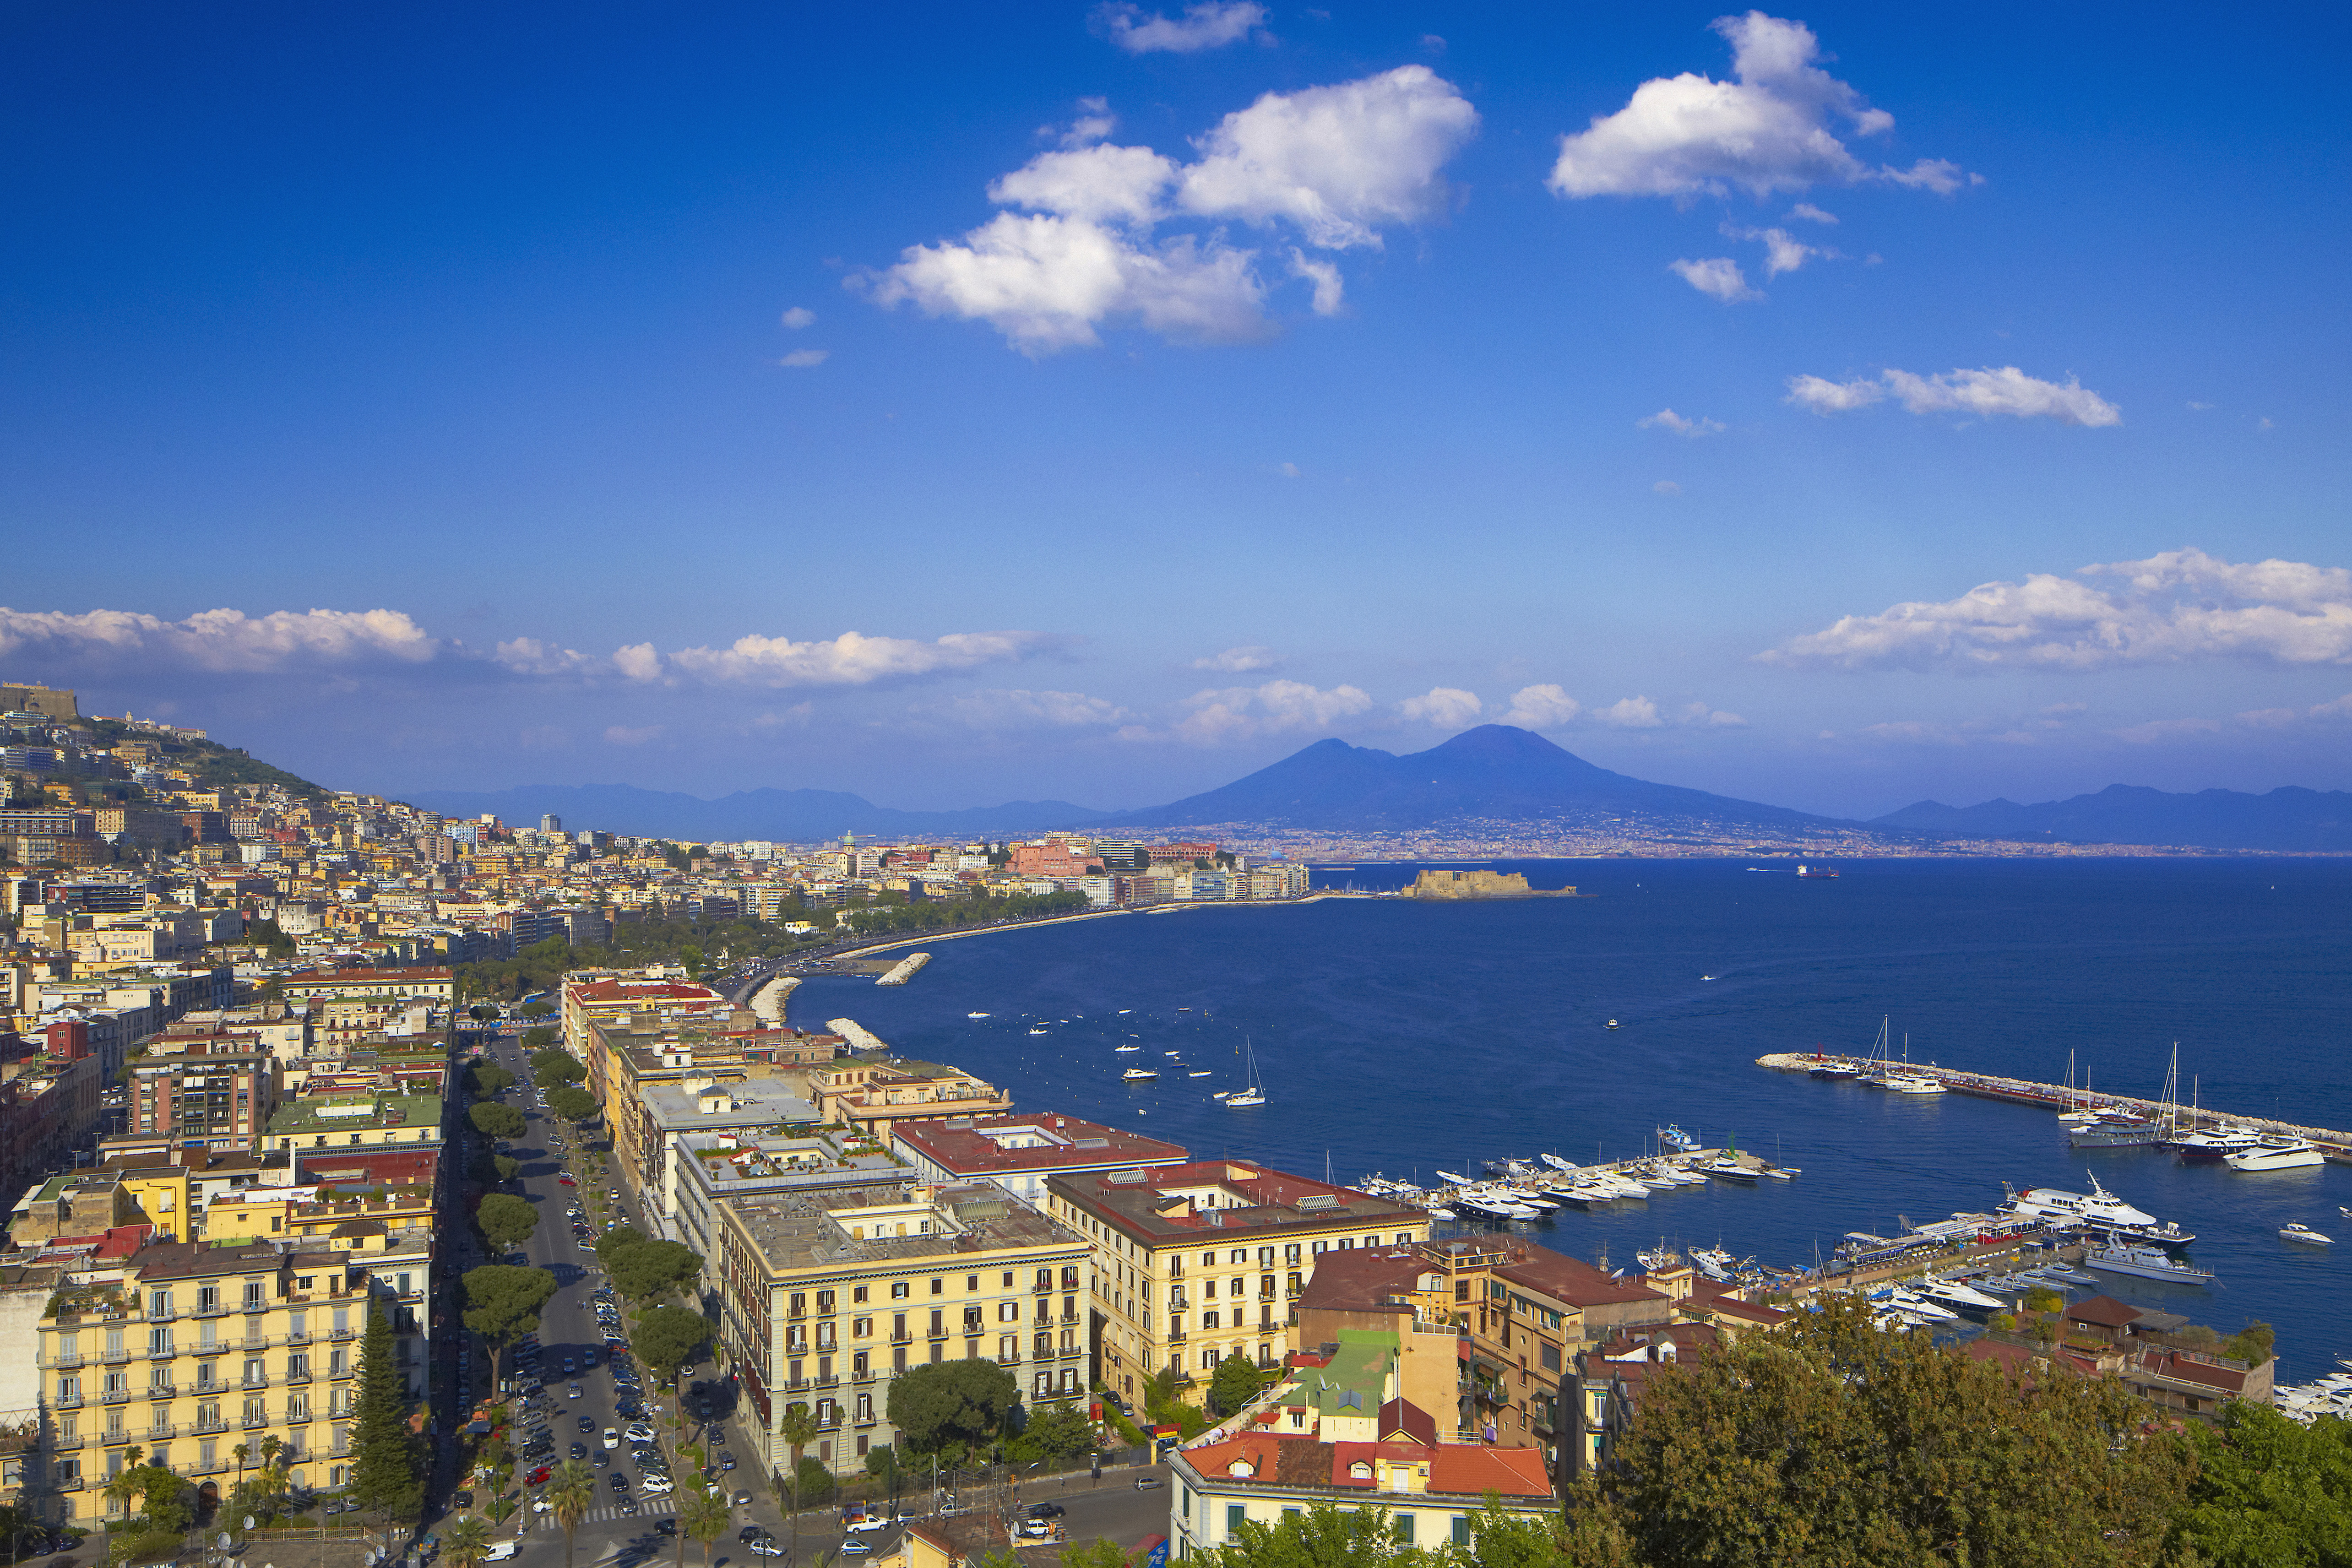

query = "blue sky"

[{"left": 4, "top": 3, "right": 2348, "bottom": 819}]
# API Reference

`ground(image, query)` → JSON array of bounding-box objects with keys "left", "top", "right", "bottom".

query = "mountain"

[
  {"left": 1105, "top": 725, "right": 1849, "bottom": 832},
  {"left": 405, "top": 783, "right": 1110, "bottom": 843},
  {"left": 1873, "top": 784, "right": 2352, "bottom": 852}
]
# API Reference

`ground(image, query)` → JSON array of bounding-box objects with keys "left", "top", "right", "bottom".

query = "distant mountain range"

[
  {"left": 1872, "top": 784, "right": 2352, "bottom": 852},
  {"left": 1102, "top": 725, "right": 1835, "bottom": 833},
  {"left": 408, "top": 726, "right": 2352, "bottom": 853}
]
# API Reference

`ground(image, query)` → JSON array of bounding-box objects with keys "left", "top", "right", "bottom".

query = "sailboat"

[
  {"left": 2070, "top": 1044, "right": 2174, "bottom": 1149},
  {"left": 1226, "top": 1037, "right": 1266, "bottom": 1107}
]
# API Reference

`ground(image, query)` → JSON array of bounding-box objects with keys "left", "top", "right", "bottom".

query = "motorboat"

[
  {"left": 966, "top": 1012, "right": 990, "bottom": 1019},
  {"left": 1605, "top": 1020, "right": 1621, "bottom": 1030},
  {"left": 1027, "top": 1026, "right": 1050, "bottom": 1036},
  {"left": 1868, "top": 1285, "right": 1957, "bottom": 1322},
  {"left": 2280, "top": 1222, "right": 2333, "bottom": 1246},
  {"left": 1435, "top": 1171, "right": 1474, "bottom": 1187},
  {"left": 2037, "top": 1265, "right": 2100, "bottom": 1286},
  {"left": 1426, "top": 1207, "right": 1456, "bottom": 1221},
  {"left": 2084, "top": 1243, "right": 2214, "bottom": 1286},
  {"left": 1114, "top": 1044, "right": 1141, "bottom": 1053},
  {"left": 1687, "top": 1246, "right": 1736, "bottom": 1280},
  {"left": 1635, "top": 1244, "right": 1681, "bottom": 1273},
  {"left": 1120, "top": 1068, "right": 1158, "bottom": 1081},
  {"left": 2227, "top": 1137, "right": 2325, "bottom": 1172},
  {"left": 1913, "top": 1276, "right": 2005, "bottom": 1312},
  {"left": 1540, "top": 1153, "right": 1579, "bottom": 1173},
  {"left": 2082, "top": 1218, "right": 2199, "bottom": 1250},
  {"left": 2171, "top": 1124, "right": 2261, "bottom": 1161},
  {"left": 2004, "top": 1175, "right": 2156, "bottom": 1229},
  {"left": 1880, "top": 1072, "right": 1947, "bottom": 1095},
  {"left": 1657, "top": 1125, "right": 1701, "bottom": 1152},
  {"left": 1700, "top": 1156, "right": 1759, "bottom": 1183},
  {"left": 1187, "top": 1070, "right": 1211, "bottom": 1078}
]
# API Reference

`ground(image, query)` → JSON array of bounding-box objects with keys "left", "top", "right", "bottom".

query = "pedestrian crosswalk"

[{"left": 529, "top": 1496, "right": 680, "bottom": 1529}]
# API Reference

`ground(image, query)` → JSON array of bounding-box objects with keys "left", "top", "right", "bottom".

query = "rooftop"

[
  {"left": 723, "top": 1180, "right": 1082, "bottom": 1275},
  {"left": 1048, "top": 1161, "right": 1424, "bottom": 1245},
  {"left": 892, "top": 1113, "right": 1189, "bottom": 1177},
  {"left": 266, "top": 1093, "right": 440, "bottom": 1135}
]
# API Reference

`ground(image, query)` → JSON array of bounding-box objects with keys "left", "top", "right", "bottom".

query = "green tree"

[
  {"left": 885, "top": 1360, "right": 1019, "bottom": 1454},
  {"left": 2173, "top": 1402, "right": 2352, "bottom": 1566},
  {"left": 532, "top": 1050, "right": 586, "bottom": 1084},
  {"left": 444, "top": 1512, "right": 494, "bottom": 1568},
  {"left": 1006, "top": 1403, "right": 1097, "bottom": 1465},
  {"left": 548, "top": 1459, "right": 597, "bottom": 1568},
  {"left": 2224, "top": 1321, "right": 2277, "bottom": 1366},
  {"left": 348, "top": 1302, "right": 424, "bottom": 1529},
  {"left": 680, "top": 1482, "right": 732, "bottom": 1568},
  {"left": 546, "top": 1085, "right": 599, "bottom": 1123},
  {"left": 1208, "top": 1351, "right": 1266, "bottom": 1418},
  {"left": 794, "top": 1455, "right": 835, "bottom": 1506},
  {"left": 1593, "top": 1297, "right": 2194, "bottom": 1568},
  {"left": 494, "top": 1154, "right": 522, "bottom": 1183},
  {"left": 634, "top": 1304, "right": 712, "bottom": 1389},
  {"left": 476, "top": 1193, "right": 540, "bottom": 1251},
  {"left": 518, "top": 1000, "right": 555, "bottom": 1019},
  {"left": 469, "top": 1101, "right": 527, "bottom": 1141},
  {"left": 469, "top": 1063, "right": 516, "bottom": 1098},
  {"left": 609, "top": 1237, "right": 701, "bottom": 1303},
  {"left": 522, "top": 1025, "right": 560, "bottom": 1052},
  {"left": 1211, "top": 1501, "right": 1418, "bottom": 1568},
  {"left": 462, "top": 1265, "right": 559, "bottom": 1388}
]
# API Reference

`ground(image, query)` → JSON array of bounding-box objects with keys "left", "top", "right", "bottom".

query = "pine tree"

[{"left": 348, "top": 1300, "right": 424, "bottom": 1527}]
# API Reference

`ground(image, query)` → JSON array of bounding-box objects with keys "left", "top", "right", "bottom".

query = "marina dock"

[{"left": 1755, "top": 1052, "right": 2352, "bottom": 1164}]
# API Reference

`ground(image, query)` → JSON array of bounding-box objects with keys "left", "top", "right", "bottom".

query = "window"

[
  {"left": 816, "top": 1290, "right": 836, "bottom": 1313},
  {"left": 853, "top": 1286, "right": 869, "bottom": 1304},
  {"left": 999, "top": 1336, "right": 1017, "bottom": 1361},
  {"left": 1284, "top": 1244, "right": 1301, "bottom": 1265},
  {"left": 929, "top": 1278, "right": 943, "bottom": 1296},
  {"left": 1395, "top": 1234, "right": 1413, "bottom": 1246},
  {"left": 998, "top": 1302, "right": 1019, "bottom": 1323},
  {"left": 148, "top": 1290, "right": 171, "bottom": 1317},
  {"left": 965, "top": 1275, "right": 979, "bottom": 1292},
  {"left": 1364, "top": 1234, "right": 1381, "bottom": 1248},
  {"left": 1337, "top": 1238, "right": 1352, "bottom": 1250},
  {"left": 1311, "top": 1241, "right": 1326, "bottom": 1256},
  {"left": 1203, "top": 1312, "right": 1220, "bottom": 1331},
  {"left": 852, "top": 1317, "right": 871, "bottom": 1339},
  {"left": 148, "top": 1328, "right": 171, "bottom": 1355},
  {"left": 1451, "top": 1519, "right": 1472, "bottom": 1547},
  {"left": 1002, "top": 1272, "right": 1015, "bottom": 1288},
  {"left": 1540, "top": 1344, "right": 1561, "bottom": 1372},
  {"left": 1395, "top": 1515, "right": 1415, "bottom": 1546},
  {"left": 852, "top": 1351, "right": 869, "bottom": 1377},
  {"left": 928, "top": 1311, "right": 943, "bottom": 1338},
  {"left": 891, "top": 1282, "right": 909, "bottom": 1300},
  {"left": 789, "top": 1293, "right": 806, "bottom": 1318},
  {"left": 1228, "top": 1505, "right": 1247, "bottom": 1535},
  {"left": 1201, "top": 1251, "right": 1215, "bottom": 1267},
  {"left": 961, "top": 1307, "right": 983, "bottom": 1334},
  {"left": 1061, "top": 1265, "right": 1080, "bottom": 1290}
]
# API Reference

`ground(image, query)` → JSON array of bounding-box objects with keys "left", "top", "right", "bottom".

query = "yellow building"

[
  {"left": 261, "top": 1095, "right": 441, "bottom": 1154},
  {"left": 1042, "top": 1161, "right": 1430, "bottom": 1401},
  {"left": 713, "top": 1181, "right": 1092, "bottom": 1478},
  {"left": 29, "top": 1239, "right": 426, "bottom": 1521}
]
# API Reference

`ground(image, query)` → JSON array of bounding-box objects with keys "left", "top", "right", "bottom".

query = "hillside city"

[{"left": 0, "top": 676, "right": 2325, "bottom": 1568}]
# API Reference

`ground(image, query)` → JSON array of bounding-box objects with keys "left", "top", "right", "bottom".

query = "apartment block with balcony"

[
  {"left": 713, "top": 1180, "right": 1092, "bottom": 1479},
  {"left": 125, "top": 1049, "right": 278, "bottom": 1155},
  {"left": 1042, "top": 1162, "right": 1429, "bottom": 1402},
  {"left": 811, "top": 1058, "right": 1012, "bottom": 1139},
  {"left": 26, "top": 1239, "right": 425, "bottom": 1523}
]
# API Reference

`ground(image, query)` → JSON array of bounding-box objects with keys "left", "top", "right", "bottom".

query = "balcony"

[
  {"left": 888, "top": 1332, "right": 912, "bottom": 1345},
  {"left": 99, "top": 1350, "right": 129, "bottom": 1366},
  {"left": 286, "top": 1331, "right": 311, "bottom": 1346},
  {"left": 284, "top": 1370, "right": 312, "bottom": 1385},
  {"left": 99, "top": 1390, "right": 132, "bottom": 1406},
  {"left": 146, "top": 1308, "right": 178, "bottom": 1323},
  {"left": 146, "top": 1345, "right": 179, "bottom": 1361},
  {"left": 44, "top": 1355, "right": 82, "bottom": 1371},
  {"left": 243, "top": 1415, "right": 270, "bottom": 1430},
  {"left": 850, "top": 1369, "right": 876, "bottom": 1384},
  {"left": 329, "top": 1366, "right": 354, "bottom": 1381},
  {"left": 55, "top": 1477, "right": 83, "bottom": 1492},
  {"left": 48, "top": 1435, "right": 85, "bottom": 1451},
  {"left": 144, "top": 1424, "right": 176, "bottom": 1440},
  {"left": 193, "top": 1419, "right": 229, "bottom": 1435},
  {"left": 52, "top": 1395, "right": 81, "bottom": 1411},
  {"left": 328, "top": 1329, "right": 355, "bottom": 1342},
  {"left": 242, "top": 1376, "right": 269, "bottom": 1391},
  {"left": 193, "top": 1302, "right": 231, "bottom": 1319},
  {"left": 193, "top": 1459, "right": 232, "bottom": 1476},
  {"left": 1033, "top": 1280, "right": 1053, "bottom": 1294}
]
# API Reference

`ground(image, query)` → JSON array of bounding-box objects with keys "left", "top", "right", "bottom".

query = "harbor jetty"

[
  {"left": 827, "top": 1017, "right": 888, "bottom": 1053},
  {"left": 874, "top": 951, "right": 931, "bottom": 986},
  {"left": 1756, "top": 1051, "right": 2352, "bottom": 1164},
  {"left": 749, "top": 973, "right": 799, "bottom": 1023}
]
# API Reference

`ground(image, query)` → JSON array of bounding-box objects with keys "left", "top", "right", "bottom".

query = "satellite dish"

[
  {"left": 219, "top": 1534, "right": 234, "bottom": 1550},
  {"left": 245, "top": 1517, "right": 258, "bottom": 1530}
]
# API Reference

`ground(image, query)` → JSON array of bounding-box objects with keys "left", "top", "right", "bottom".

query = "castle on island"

[{"left": 1403, "top": 869, "right": 1577, "bottom": 899}]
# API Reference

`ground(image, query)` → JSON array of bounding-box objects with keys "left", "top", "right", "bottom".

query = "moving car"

[
  {"left": 602, "top": 1428, "right": 620, "bottom": 1449},
  {"left": 750, "top": 1540, "right": 784, "bottom": 1557},
  {"left": 718, "top": 1452, "right": 736, "bottom": 1472},
  {"left": 1027, "top": 1504, "right": 1066, "bottom": 1520},
  {"left": 578, "top": 1416, "right": 597, "bottom": 1432}
]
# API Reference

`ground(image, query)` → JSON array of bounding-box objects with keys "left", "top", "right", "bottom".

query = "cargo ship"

[{"left": 1795, "top": 864, "right": 1839, "bottom": 879}]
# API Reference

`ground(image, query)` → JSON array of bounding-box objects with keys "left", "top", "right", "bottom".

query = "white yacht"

[
  {"left": 1914, "top": 1276, "right": 2006, "bottom": 1312},
  {"left": 1120, "top": 1068, "right": 1157, "bottom": 1081},
  {"left": 2227, "top": 1137, "right": 2325, "bottom": 1172},
  {"left": 1225, "top": 1037, "right": 1266, "bottom": 1108},
  {"left": 1880, "top": 1072, "right": 1946, "bottom": 1095},
  {"left": 2085, "top": 1242, "right": 2214, "bottom": 1286},
  {"left": 2280, "top": 1222, "right": 2333, "bottom": 1246},
  {"left": 2003, "top": 1174, "right": 2156, "bottom": 1229}
]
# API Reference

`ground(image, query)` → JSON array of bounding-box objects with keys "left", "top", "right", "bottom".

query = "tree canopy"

[
  {"left": 1209, "top": 1351, "right": 1267, "bottom": 1417},
  {"left": 885, "top": 1359, "right": 1019, "bottom": 1454},
  {"left": 476, "top": 1193, "right": 540, "bottom": 1250},
  {"left": 462, "top": 1265, "right": 559, "bottom": 1383},
  {"left": 634, "top": 1305, "right": 712, "bottom": 1389},
  {"left": 2174, "top": 1404, "right": 2352, "bottom": 1566},
  {"left": 349, "top": 1302, "right": 424, "bottom": 1524},
  {"left": 532, "top": 1049, "right": 587, "bottom": 1085},
  {"left": 546, "top": 1084, "right": 600, "bottom": 1123},
  {"left": 469, "top": 1101, "right": 527, "bottom": 1140},
  {"left": 468, "top": 1062, "right": 516, "bottom": 1097}
]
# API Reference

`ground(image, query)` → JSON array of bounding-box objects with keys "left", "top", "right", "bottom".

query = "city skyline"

[{"left": 4, "top": 4, "right": 2347, "bottom": 819}]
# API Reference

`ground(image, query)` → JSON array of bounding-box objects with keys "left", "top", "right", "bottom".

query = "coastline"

[{"left": 832, "top": 890, "right": 1375, "bottom": 961}]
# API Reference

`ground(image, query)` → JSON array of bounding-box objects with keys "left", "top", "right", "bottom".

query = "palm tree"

[
  {"left": 231, "top": 1442, "right": 250, "bottom": 1500},
  {"left": 444, "top": 1512, "right": 494, "bottom": 1568},
  {"left": 679, "top": 1485, "right": 731, "bottom": 1568},
  {"left": 548, "top": 1459, "right": 597, "bottom": 1568},
  {"left": 777, "top": 1401, "right": 818, "bottom": 1558}
]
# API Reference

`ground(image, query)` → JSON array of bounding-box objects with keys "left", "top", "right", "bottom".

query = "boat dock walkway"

[{"left": 1755, "top": 1052, "right": 2352, "bottom": 1165}]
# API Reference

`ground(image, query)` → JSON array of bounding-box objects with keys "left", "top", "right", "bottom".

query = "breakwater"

[
  {"left": 875, "top": 952, "right": 931, "bottom": 986},
  {"left": 1756, "top": 1052, "right": 2352, "bottom": 1164}
]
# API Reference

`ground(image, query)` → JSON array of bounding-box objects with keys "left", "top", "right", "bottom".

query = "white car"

[
  {"left": 532, "top": 1497, "right": 553, "bottom": 1513},
  {"left": 640, "top": 1476, "right": 674, "bottom": 1496},
  {"left": 625, "top": 1423, "right": 654, "bottom": 1443},
  {"left": 602, "top": 1428, "right": 620, "bottom": 1449},
  {"left": 845, "top": 1516, "right": 890, "bottom": 1534}
]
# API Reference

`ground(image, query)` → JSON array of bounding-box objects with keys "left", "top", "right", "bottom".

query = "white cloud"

[
  {"left": 1548, "top": 13, "right": 1966, "bottom": 200},
  {"left": 1787, "top": 202, "right": 1838, "bottom": 224},
  {"left": 1176, "top": 67, "right": 1479, "bottom": 250},
  {"left": 1638, "top": 408, "right": 1724, "bottom": 437},
  {"left": 867, "top": 67, "right": 1472, "bottom": 353},
  {"left": 778, "top": 348, "right": 829, "bottom": 368},
  {"left": 780, "top": 307, "right": 816, "bottom": 329},
  {"left": 664, "top": 629, "right": 1050, "bottom": 689},
  {"left": 1668, "top": 257, "right": 1758, "bottom": 302},
  {"left": 1397, "top": 686, "right": 1483, "bottom": 728},
  {"left": 990, "top": 143, "right": 1178, "bottom": 227},
  {"left": 1288, "top": 250, "right": 1345, "bottom": 315},
  {"left": 493, "top": 638, "right": 601, "bottom": 676},
  {"left": 1193, "top": 646, "right": 1281, "bottom": 673},
  {"left": 1497, "top": 684, "right": 1581, "bottom": 729},
  {"left": 0, "top": 606, "right": 437, "bottom": 673},
  {"left": 1879, "top": 158, "right": 1973, "bottom": 194},
  {"left": 946, "top": 688, "right": 1129, "bottom": 729},
  {"left": 603, "top": 725, "right": 665, "bottom": 747},
  {"left": 1730, "top": 224, "right": 1820, "bottom": 276},
  {"left": 1094, "top": 0, "right": 1268, "bottom": 54},
  {"left": 612, "top": 643, "right": 663, "bottom": 682},
  {"left": 1278, "top": 461, "right": 1301, "bottom": 478},
  {"left": 1760, "top": 548, "right": 2352, "bottom": 672},
  {"left": 1786, "top": 365, "right": 2121, "bottom": 426},
  {"left": 1595, "top": 695, "right": 1665, "bottom": 728},
  {"left": 1137, "top": 679, "right": 1374, "bottom": 745},
  {"left": 1653, "top": 480, "right": 1682, "bottom": 495},
  {"left": 1056, "top": 98, "right": 1119, "bottom": 149}
]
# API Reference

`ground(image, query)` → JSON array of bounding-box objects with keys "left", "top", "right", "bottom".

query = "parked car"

[
  {"left": 625, "top": 1422, "right": 654, "bottom": 1443},
  {"left": 750, "top": 1540, "right": 784, "bottom": 1557},
  {"left": 569, "top": 1443, "right": 587, "bottom": 1460},
  {"left": 839, "top": 1540, "right": 872, "bottom": 1557},
  {"left": 525, "top": 1466, "right": 551, "bottom": 1486},
  {"left": 602, "top": 1428, "right": 620, "bottom": 1449},
  {"left": 719, "top": 1452, "right": 737, "bottom": 1472},
  {"left": 739, "top": 1528, "right": 766, "bottom": 1546},
  {"left": 579, "top": 1416, "right": 596, "bottom": 1432},
  {"left": 1027, "top": 1504, "right": 1066, "bottom": 1519}
]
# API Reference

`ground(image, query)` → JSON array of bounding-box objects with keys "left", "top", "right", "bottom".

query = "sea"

[{"left": 783, "top": 858, "right": 2352, "bottom": 1379}]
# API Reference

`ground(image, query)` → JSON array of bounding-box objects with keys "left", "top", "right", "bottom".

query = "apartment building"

[
  {"left": 261, "top": 1095, "right": 442, "bottom": 1156},
  {"left": 712, "top": 1181, "right": 1092, "bottom": 1478},
  {"left": 891, "top": 1114, "right": 1188, "bottom": 1208},
  {"left": 27, "top": 1239, "right": 425, "bottom": 1523},
  {"left": 585, "top": 1019, "right": 836, "bottom": 1203},
  {"left": 276, "top": 968, "right": 453, "bottom": 1005},
  {"left": 1042, "top": 1162, "right": 1429, "bottom": 1400},
  {"left": 810, "top": 1058, "right": 1012, "bottom": 1139},
  {"left": 125, "top": 1048, "right": 278, "bottom": 1154}
]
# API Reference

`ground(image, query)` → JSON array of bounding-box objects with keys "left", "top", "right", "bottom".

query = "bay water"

[{"left": 787, "top": 858, "right": 2352, "bottom": 1378}]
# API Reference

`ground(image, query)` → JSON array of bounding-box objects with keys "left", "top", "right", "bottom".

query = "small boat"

[
  {"left": 1121, "top": 1068, "right": 1157, "bottom": 1081},
  {"left": 1605, "top": 1020, "right": 1621, "bottom": 1030},
  {"left": 1541, "top": 1152, "right": 1579, "bottom": 1173},
  {"left": 1187, "top": 1070, "right": 1211, "bottom": 1078},
  {"left": 1027, "top": 1026, "right": 1049, "bottom": 1036},
  {"left": 1881, "top": 1072, "right": 1946, "bottom": 1095},
  {"left": 1117, "top": 1009, "right": 1132, "bottom": 1015},
  {"left": 1211, "top": 1091, "right": 1230, "bottom": 1100},
  {"left": 1426, "top": 1207, "right": 1456, "bottom": 1221},
  {"left": 1114, "top": 1044, "right": 1141, "bottom": 1053},
  {"left": 1657, "top": 1124, "right": 1700, "bottom": 1153},
  {"left": 1225, "top": 1036, "right": 1266, "bottom": 1108},
  {"left": 966, "top": 1011, "right": 991, "bottom": 1019},
  {"left": 1700, "top": 1157, "right": 1758, "bottom": 1184},
  {"left": 2039, "top": 1265, "right": 2100, "bottom": 1286},
  {"left": 2281, "top": 1223, "right": 2333, "bottom": 1246},
  {"left": 1435, "top": 1171, "right": 1474, "bottom": 1187},
  {"left": 1759, "top": 1165, "right": 1797, "bottom": 1181},
  {"left": 2227, "top": 1136, "right": 2326, "bottom": 1172},
  {"left": 2084, "top": 1242, "right": 2214, "bottom": 1286}
]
